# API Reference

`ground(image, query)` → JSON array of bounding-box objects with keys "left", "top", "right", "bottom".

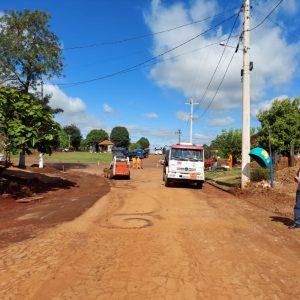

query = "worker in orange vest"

[
  {"left": 132, "top": 156, "right": 137, "bottom": 169},
  {"left": 137, "top": 156, "right": 142, "bottom": 169},
  {"left": 228, "top": 154, "right": 233, "bottom": 170}
]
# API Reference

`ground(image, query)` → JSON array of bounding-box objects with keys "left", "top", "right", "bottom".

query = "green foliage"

[
  {"left": 137, "top": 137, "right": 150, "bottom": 149},
  {"left": 211, "top": 128, "right": 257, "bottom": 163},
  {"left": 58, "top": 130, "right": 69, "bottom": 149},
  {"left": 250, "top": 168, "right": 270, "bottom": 182},
  {"left": 85, "top": 129, "right": 109, "bottom": 151},
  {"left": 110, "top": 126, "right": 130, "bottom": 148},
  {"left": 0, "top": 10, "right": 63, "bottom": 93},
  {"left": 203, "top": 144, "right": 212, "bottom": 159},
  {"left": 0, "top": 87, "right": 60, "bottom": 154},
  {"left": 128, "top": 142, "right": 141, "bottom": 150},
  {"left": 257, "top": 97, "right": 300, "bottom": 156},
  {"left": 210, "top": 129, "right": 242, "bottom": 163},
  {"left": 63, "top": 124, "right": 82, "bottom": 150}
]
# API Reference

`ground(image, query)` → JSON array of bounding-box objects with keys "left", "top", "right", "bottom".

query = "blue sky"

[{"left": 2, "top": 0, "right": 300, "bottom": 148}]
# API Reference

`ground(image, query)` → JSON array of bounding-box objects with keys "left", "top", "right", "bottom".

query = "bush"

[{"left": 251, "top": 168, "right": 270, "bottom": 182}]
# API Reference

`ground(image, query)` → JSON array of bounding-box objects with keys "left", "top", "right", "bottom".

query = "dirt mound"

[{"left": 0, "top": 167, "right": 75, "bottom": 199}]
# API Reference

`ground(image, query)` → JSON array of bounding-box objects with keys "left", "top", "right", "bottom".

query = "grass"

[
  {"left": 205, "top": 168, "right": 241, "bottom": 180},
  {"left": 11, "top": 151, "right": 113, "bottom": 164},
  {"left": 205, "top": 167, "right": 241, "bottom": 188},
  {"left": 44, "top": 152, "right": 113, "bottom": 164}
]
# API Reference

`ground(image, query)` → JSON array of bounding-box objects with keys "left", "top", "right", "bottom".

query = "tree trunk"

[
  {"left": 39, "top": 153, "right": 44, "bottom": 168},
  {"left": 289, "top": 142, "right": 295, "bottom": 167},
  {"left": 18, "top": 150, "right": 26, "bottom": 168}
]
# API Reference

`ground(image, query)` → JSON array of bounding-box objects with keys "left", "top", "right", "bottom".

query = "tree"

[
  {"left": 0, "top": 87, "right": 60, "bottom": 165},
  {"left": 257, "top": 97, "right": 300, "bottom": 165},
  {"left": 137, "top": 137, "right": 150, "bottom": 149},
  {"left": 85, "top": 129, "right": 109, "bottom": 152},
  {"left": 63, "top": 124, "right": 82, "bottom": 150},
  {"left": 128, "top": 142, "right": 141, "bottom": 150},
  {"left": 211, "top": 129, "right": 242, "bottom": 164},
  {"left": 211, "top": 128, "right": 257, "bottom": 164},
  {"left": 110, "top": 126, "right": 130, "bottom": 148},
  {"left": 0, "top": 10, "right": 63, "bottom": 93},
  {"left": 58, "top": 129, "right": 69, "bottom": 149}
]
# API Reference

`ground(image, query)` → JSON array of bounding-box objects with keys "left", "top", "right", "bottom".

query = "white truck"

[{"left": 163, "top": 143, "right": 205, "bottom": 188}]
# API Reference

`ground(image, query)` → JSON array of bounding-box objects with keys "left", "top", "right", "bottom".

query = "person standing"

[
  {"left": 289, "top": 167, "right": 300, "bottom": 229},
  {"left": 228, "top": 154, "right": 233, "bottom": 171},
  {"left": 132, "top": 156, "right": 137, "bottom": 169},
  {"left": 137, "top": 156, "right": 142, "bottom": 169}
]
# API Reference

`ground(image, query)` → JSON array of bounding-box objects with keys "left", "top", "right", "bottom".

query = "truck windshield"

[{"left": 170, "top": 149, "right": 203, "bottom": 161}]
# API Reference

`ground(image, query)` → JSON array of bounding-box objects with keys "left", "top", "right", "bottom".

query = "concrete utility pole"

[
  {"left": 241, "top": 0, "right": 251, "bottom": 188},
  {"left": 185, "top": 99, "right": 199, "bottom": 144},
  {"left": 175, "top": 129, "right": 182, "bottom": 144}
]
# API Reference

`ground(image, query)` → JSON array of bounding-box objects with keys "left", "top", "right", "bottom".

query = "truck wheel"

[
  {"left": 165, "top": 178, "right": 170, "bottom": 187},
  {"left": 197, "top": 182, "right": 203, "bottom": 189}
]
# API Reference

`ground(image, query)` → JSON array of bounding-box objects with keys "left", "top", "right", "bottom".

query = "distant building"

[{"left": 99, "top": 140, "right": 114, "bottom": 152}]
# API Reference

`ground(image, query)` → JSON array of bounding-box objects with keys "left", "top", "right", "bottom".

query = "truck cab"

[{"left": 163, "top": 143, "right": 205, "bottom": 188}]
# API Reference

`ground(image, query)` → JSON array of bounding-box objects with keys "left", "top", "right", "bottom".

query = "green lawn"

[
  {"left": 205, "top": 167, "right": 241, "bottom": 188},
  {"left": 43, "top": 152, "right": 113, "bottom": 164},
  {"left": 205, "top": 168, "right": 241, "bottom": 180}
]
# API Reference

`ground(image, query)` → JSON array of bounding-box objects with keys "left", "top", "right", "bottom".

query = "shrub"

[{"left": 251, "top": 168, "right": 270, "bottom": 182}]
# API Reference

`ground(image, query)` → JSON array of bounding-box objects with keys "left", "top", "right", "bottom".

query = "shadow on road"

[
  {"left": 1, "top": 168, "right": 76, "bottom": 198},
  {"left": 270, "top": 216, "right": 294, "bottom": 226}
]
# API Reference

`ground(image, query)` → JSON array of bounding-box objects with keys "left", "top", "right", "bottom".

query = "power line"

[
  {"left": 198, "top": 0, "right": 285, "bottom": 117},
  {"left": 194, "top": 4, "right": 243, "bottom": 110},
  {"left": 200, "top": 40, "right": 239, "bottom": 117},
  {"left": 63, "top": 6, "right": 239, "bottom": 51},
  {"left": 250, "top": 0, "right": 284, "bottom": 31},
  {"left": 53, "top": 13, "right": 238, "bottom": 87}
]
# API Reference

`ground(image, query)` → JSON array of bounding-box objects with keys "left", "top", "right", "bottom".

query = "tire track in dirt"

[{"left": 1, "top": 163, "right": 300, "bottom": 299}]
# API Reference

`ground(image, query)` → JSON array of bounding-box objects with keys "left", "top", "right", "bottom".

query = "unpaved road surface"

[{"left": 1, "top": 158, "right": 300, "bottom": 299}]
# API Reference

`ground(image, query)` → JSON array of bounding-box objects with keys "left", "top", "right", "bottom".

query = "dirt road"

[{"left": 1, "top": 158, "right": 300, "bottom": 299}]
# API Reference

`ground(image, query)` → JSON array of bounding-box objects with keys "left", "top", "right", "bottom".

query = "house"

[{"left": 99, "top": 140, "right": 114, "bottom": 153}]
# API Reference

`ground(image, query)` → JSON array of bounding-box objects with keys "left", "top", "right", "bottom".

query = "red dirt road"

[{"left": 1, "top": 157, "right": 300, "bottom": 299}]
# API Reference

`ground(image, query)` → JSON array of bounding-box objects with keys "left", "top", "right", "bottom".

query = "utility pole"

[
  {"left": 41, "top": 80, "right": 44, "bottom": 99},
  {"left": 241, "top": 0, "right": 251, "bottom": 188},
  {"left": 185, "top": 99, "right": 199, "bottom": 144},
  {"left": 175, "top": 129, "right": 182, "bottom": 144}
]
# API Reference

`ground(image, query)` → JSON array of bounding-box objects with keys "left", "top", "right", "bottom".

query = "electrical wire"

[
  {"left": 63, "top": 6, "right": 239, "bottom": 51},
  {"left": 250, "top": 0, "right": 284, "bottom": 31},
  {"left": 193, "top": 4, "right": 243, "bottom": 110},
  {"left": 200, "top": 43, "right": 239, "bottom": 117},
  {"left": 53, "top": 14, "right": 238, "bottom": 87}
]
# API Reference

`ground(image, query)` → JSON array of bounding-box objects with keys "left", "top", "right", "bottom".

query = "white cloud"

[
  {"left": 283, "top": 0, "right": 298, "bottom": 15},
  {"left": 145, "top": 0, "right": 300, "bottom": 111},
  {"left": 141, "top": 113, "right": 159, "bottom": 119},
  {"left": 193, "top": 132, "right": 215, "bottom": 145},
  {"left": 207, "top": 116, "right": 235, "bottom": 126},
  {"left": 44, "top": 84, "right": 86, "bottom": 115},
  {"left": 44, "top": 84, "right": 106, "bottom": 136},
  {"left": 176, "top": 111, "right": 198, "bottom": 121},
  {"left": 251, "top": 94, "right": 288, "bottom": 118},
  {"left": 103, "top": 103, "right": 113, "bottom": 113}
]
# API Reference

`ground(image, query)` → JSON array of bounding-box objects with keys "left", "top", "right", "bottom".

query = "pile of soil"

[
  {"left": 0, "top": 166, "right": 75, "bottom": 199},
  {"left": 0, "top": 163, "right": 110, "bottom": 247},
  {"left": 232, "top": 163, "right": 299, "bottom": 219}
]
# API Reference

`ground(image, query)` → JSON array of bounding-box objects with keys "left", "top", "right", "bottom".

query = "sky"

[{"left": 1, "top": 0, "right": 300, "bottom": 149}]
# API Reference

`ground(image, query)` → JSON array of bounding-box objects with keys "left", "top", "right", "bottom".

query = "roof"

[
  {"left": 171, "top": 144, "right": 204, "bottom": 150},
  {"left": 99, "top": 140, "right": 114, "bottom": 145}
]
